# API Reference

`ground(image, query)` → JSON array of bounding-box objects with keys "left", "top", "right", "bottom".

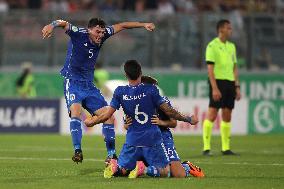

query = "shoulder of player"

[
  {"left": 105, "top": 26, "right": 114, "bottom": 35},
  {"left": 227, "top": 41, "right": 236, "bottom": 49},
  {"left": 206, "top": 38, "right": 218, "bottom": 48},
  {"left": 113, "top": 85, "right": 124, "bottom": 94},
  {"left": 69, "top": 24, "right": 88, "bottom": 33},
  {"left": 143, "top": 83, "right": 158, "bottom": 90}
]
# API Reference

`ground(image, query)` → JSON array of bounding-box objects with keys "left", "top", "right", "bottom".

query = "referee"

[{"left": 202, "top": 19, "right": 241, "bottom": 156}]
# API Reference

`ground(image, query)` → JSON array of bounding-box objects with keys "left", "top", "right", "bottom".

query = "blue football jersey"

[
  {"left": 110, "top": 83, "right": 166, "bottom": 146},
  {"left": 60, "top": 23, "right": 114, "bottom": 81}
]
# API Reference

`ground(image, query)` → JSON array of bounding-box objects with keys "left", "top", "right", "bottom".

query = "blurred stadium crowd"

[
  {"left": 0, "top": 0, "right": 283, "bottom": 70},
  {"left": 1, "top": 0, "right": 284, "bottom": 13}
]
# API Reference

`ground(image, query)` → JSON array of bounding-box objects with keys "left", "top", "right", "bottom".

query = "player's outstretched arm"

[
  {"left": 159, "top": 102, "right": 198, "bottom": 125},
  {"left": 112, "top": 22, "right": 155, "bottom": 34},
  {"left": 42, "top": 20, "right": 69, "bottom": 39},
  {"left": 151, "top": 115, "right": 177, "bottom": 128},
  {"left": 84, "top": 106, "right": 116, "bottom": 127}
]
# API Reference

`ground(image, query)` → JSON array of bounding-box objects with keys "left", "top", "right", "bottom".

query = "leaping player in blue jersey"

[
  {"left": 84, "top": 60, "right": 198, "bottom": 178},
  {"left": 42, "top": 18, "right": 155, "bottom": 164}
]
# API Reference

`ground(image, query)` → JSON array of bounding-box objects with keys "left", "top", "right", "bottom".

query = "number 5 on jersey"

[{"left": 89, "top": 49, "right": 93, "bottom": 58}]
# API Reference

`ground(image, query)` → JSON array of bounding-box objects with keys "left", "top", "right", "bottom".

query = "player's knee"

[
  {"left": 70, "top": 109, "right": 81, "bottom": 118},
  {"left": 207, "top": 112, "right": 217, "bottom": 122},
  {"left": 207, "top": 108, "right": 218, "bottom": 121}
]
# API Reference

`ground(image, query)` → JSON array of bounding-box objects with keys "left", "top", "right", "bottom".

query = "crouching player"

[
  {"left": 85, "top": 60, "right": 198, "bottom": 178},
  {"left": 124, "top": 76, "right": 204, "bottom": 178}
]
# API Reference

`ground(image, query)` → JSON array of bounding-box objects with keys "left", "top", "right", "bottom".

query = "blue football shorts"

[
  {"left": 118, "top": 143, "right": 170, "bottom": 170},
  {"left": 63, "top": 79, "right": 108, "bottom": 114}
]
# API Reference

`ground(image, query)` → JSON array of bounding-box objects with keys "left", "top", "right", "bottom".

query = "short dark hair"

[
  {"left": 141, "top": 75, "right": 158, "bottom": 85},
  {"left": 124, "top": 60, "right": 142, "bottom": 80},
  {"left": 216, "top": 19, "right": 230, "bottom": 32},
  {"left": 88, "top": 18, "right": 106, "bottom": 28}
]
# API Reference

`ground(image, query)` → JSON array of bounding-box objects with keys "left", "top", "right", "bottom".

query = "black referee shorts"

[{"left": 208, "top": 79, "right": 236, "bottom": 109}]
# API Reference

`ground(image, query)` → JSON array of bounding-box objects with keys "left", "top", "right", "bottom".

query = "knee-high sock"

[
  {"left": 221, "top": 121, "right": 231, "bottom": 151},
  {"left": 70, "top": 117, "right": 82, "bottom": 151},
  {"left": 203, "top": 119, "right": 213, "bottom": 151},
  {"left": 102, "top": 124, "right": 116, "bottom": 157}
]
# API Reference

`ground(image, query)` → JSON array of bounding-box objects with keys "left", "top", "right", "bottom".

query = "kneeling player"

[
  {"left": 124, "top": 76, "right": 204, "bottom": 178},
  {"left": 85, "top": 60, "right": 198, "bottom": 178}
]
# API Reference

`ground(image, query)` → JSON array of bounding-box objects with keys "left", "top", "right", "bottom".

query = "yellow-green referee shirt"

[{"left": 205, "top": 37, "right": 237, "bottom": 81}]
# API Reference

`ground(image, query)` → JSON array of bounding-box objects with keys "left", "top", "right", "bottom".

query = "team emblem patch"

[{"left": 72, "top": 26, "right": 78, "bottom": 32}]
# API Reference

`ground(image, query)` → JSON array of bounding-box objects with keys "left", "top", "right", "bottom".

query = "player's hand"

[
  {"left": 84, "top": 117, "right": 95, "bottom": 127},
  {"left": 123, "top": 115, "right": 132, "bottom": 130},
  {"left": 144, "top": 23, "right": 155, "bottom": 31},
  {"left": 151, "top": 115, "right": 161, "bottom": 125},
  {"left": 235, "top": 87, "right": 241, "bottom": 101},
  {"left": 212, "top": 87, "right": 222, "bottom": 101},
  {"left": 189, "top": 115, "right": 198, "bottom": 125},
  {"left": 42, "top": 24, "right": 54, "bottom": 39}
]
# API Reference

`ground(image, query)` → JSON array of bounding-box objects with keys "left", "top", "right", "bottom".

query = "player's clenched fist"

[{"left": 144, "top": 23, "right": 155, "bottom": 31}]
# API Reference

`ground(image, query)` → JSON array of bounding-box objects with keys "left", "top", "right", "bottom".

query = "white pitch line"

[
  {"left": 0, "top": 157, "right": 283, "bottom": 166},
  {"left": 195, "top": 161, "right": 284, "bottom": 166},
  {"left": 0, "top": 157, "right": 103, "bottom": 162}
]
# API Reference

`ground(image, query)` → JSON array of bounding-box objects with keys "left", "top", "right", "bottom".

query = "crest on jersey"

[
  {"left": 72, "top": 26, "right": 78, "bottom": 32},
  {"left": 70, "top": 94, "right": 76, "bottom": 101},
  {"left": 106, "top": 27, "right": 111, "bottom": 34}
]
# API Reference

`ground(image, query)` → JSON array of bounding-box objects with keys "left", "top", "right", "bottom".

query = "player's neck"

[{"left": 128, "top": 78, "right": 141, "bottom": 86}]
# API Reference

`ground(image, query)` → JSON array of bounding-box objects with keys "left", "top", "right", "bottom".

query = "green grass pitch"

[{"left": 0, "top": 134, "right": 283, "bottom": 189}]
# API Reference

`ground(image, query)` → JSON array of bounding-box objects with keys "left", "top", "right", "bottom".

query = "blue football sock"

[
  {"left": 102, "top": 123, "right": 116, "bottom": 157},
  {"left": 182, "top": 163, "right": 191, "bottom": 177},
  {"left": 70, "top": 117, "right": 82, "bottom": 151},
  {"left": 146, "top": 166, "right": 161, "bottom": 177}
]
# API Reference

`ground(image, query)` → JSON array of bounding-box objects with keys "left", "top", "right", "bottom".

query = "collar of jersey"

[
  {"left": 215, "top": 37, "right": 228, "bottom": 45},
  {"left": 88, "top": 36, "right": 100, "bottom": 47},
  {"left": 128, "top": 83, "right": 144, "bottom": 87}
]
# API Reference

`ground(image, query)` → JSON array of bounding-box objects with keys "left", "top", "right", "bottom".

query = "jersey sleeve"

[
  {"left": 101, "top": 26, "right": 114, "bottom": 43},
  {"left": 65, "top": 23, "right": 87, "bottom": 40},
  {"left": 233, "top": 44, "right": 237, "bottom": 64},
  {"left": 151, "top": 85, "right": 166, "bottom": 107},
  {"left": 205, "top": 43, "right": 215, "bottom": 63},
  {"left": 163, "top": 96, "right": 172, "bottom": 107},
  {"left": 110, "top": 87, "right": 121, "bottom": 110}
]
